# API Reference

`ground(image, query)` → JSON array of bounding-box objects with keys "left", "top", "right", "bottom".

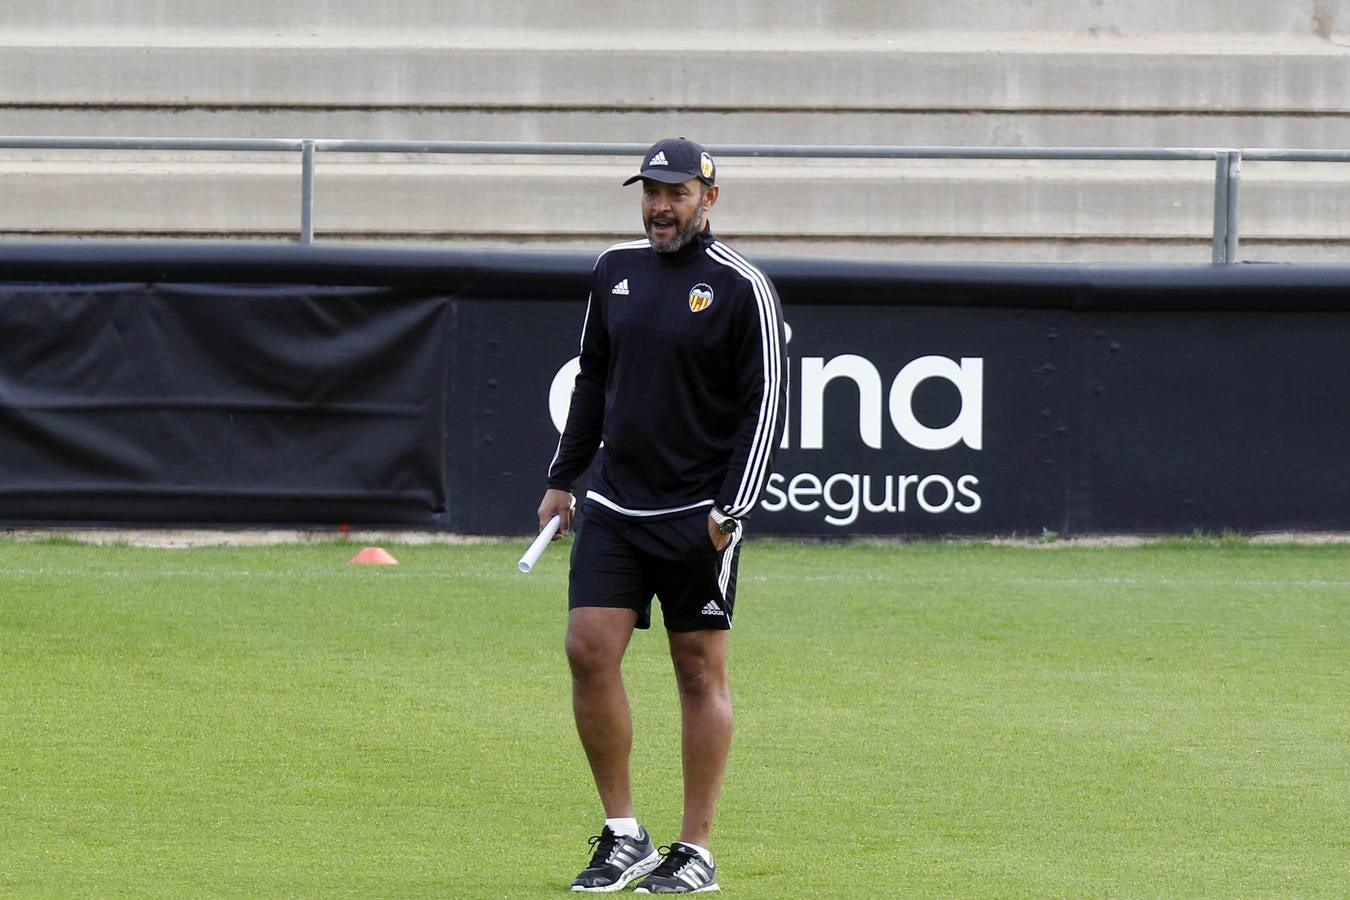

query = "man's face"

[{"left": 642, "top": 178, "right": 717, "bottom": 254}]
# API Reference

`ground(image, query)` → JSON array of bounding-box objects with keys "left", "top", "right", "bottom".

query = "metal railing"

[{"left": 3, "top": 137, "right": 1349, "bottom": 263}]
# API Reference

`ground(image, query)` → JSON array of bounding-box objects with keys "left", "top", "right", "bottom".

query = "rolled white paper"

[{"left": 518, "top": 514, "right": 561, "bottom": 573}]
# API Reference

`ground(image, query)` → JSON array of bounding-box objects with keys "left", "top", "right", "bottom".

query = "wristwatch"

[{"left": 709, "top": 507, "right": 739, "bottom": 534}]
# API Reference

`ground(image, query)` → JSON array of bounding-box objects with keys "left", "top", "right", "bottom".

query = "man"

[{"left": 537, "top": 137, "right": 786, "bottom": 894}]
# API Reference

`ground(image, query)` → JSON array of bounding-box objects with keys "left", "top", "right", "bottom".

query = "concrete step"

[
  {"left": 2, "top": 159, "right": 1344, "bottom": 259},
  {"left": 0, "top": 0, "right": 1337, "bottom": 36},
  {"left": 3, "top": 36, "right": 1347, "bottom": 113},
  {"left": 6, "top": 108, "right": 1350, "bottom": 152}
]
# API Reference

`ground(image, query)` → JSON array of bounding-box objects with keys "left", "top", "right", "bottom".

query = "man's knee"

[
  {"left": 565, "top": 630, "right": 615, "bottom": 679},
  {"left": 565, "top": 607, "right": 636, "bottom": 678},
  {"left": 669, "top": 632, "right": 730, "bottom": 699}
]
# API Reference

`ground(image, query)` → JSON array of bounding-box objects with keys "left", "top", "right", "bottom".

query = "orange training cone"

[{"left": 348, "top": 546, "right": 399, "bottom": 565}]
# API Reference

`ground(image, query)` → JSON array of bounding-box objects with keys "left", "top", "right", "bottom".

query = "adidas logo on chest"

[{"left": 611, "top": 278, "right": 630, "bottom": 295}]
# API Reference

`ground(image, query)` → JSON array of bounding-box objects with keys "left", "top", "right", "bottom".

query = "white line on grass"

[
  {"left": 0, "top": 568, "right": 1346, "bottom": 590},
  {"left": 748, "top": 574, "right": 1350, "bottom": 590},
  {"left": 0, "top": 567, "right": 529, "bottom": 580}
]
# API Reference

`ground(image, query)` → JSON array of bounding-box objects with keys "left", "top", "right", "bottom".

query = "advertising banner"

[
  {"left": 510, "top": 303, "right": 1074, "bottom": 537},
  {"left": 1, "top": 243, "right": 1346, "bottom": 535}
]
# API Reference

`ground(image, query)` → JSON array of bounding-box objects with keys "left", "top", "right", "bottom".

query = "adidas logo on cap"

[{"left": 623, "top": 138, "right": 716, "bottom": 187}]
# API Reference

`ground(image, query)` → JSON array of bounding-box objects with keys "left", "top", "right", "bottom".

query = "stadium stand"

[{"left": 1, "top": 0, "right": 1347, "bottom": 261}]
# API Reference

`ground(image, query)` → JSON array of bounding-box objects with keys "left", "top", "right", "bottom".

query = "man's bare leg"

[
  {"left": 666, "top": 628, "right": 732, "bottom": 849},
  {"left": 565, "top": 606, "right": 640, "bottom": 816}
]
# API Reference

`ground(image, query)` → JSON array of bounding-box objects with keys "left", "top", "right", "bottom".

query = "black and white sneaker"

[
  {"left": 570, "top": 825, "right": 661, "bottom": 892},
  {"left": 633, "top": 843, "right": 719, "bottom": 894}
]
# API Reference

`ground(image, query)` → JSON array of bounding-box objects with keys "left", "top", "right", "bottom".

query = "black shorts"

[{"left": 568, "top": 504, "right": 742, "bottom": 631}]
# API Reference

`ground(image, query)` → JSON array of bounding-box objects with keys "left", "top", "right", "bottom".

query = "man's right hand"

[{"left": 537, "top": 489, "right": 576, "bottom": 540}]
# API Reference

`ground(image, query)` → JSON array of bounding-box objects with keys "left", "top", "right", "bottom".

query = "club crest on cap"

[
  {"left": 689, "top": 283, "right": 714, "bottom": 313},
  {"left": 700, "top": 152, "right": 715, "bottom": 181}
]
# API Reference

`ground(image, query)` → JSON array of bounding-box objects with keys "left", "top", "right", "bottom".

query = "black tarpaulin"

[{"left": 0, "top": 278, "right": 450, "bottom": 524}]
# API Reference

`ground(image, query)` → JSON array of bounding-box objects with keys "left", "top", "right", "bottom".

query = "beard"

[{"left": 648, "top": 202, "right": 705, "bottom": 254}]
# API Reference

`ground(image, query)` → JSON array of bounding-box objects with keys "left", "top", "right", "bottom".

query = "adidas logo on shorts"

[{"left": 701, "top": 600, "right": 723, "bottom": 616}]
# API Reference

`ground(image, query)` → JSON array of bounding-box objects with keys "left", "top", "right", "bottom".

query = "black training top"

[{"left": 547, "top": 227, "right": 786, "bottom": 521}]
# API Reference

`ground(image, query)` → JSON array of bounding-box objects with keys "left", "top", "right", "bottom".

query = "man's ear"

[{"left": 703, "top": 184, "right": 719, "bottom": 212}]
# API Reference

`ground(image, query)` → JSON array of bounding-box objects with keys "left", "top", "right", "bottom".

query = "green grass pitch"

[{"left": 2, "top": 537, "right": 1347, "bottom": 897}]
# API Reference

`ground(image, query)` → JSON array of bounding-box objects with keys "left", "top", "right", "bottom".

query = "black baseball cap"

[{"left": 622, "top": 137, "right": 716, "bottom": 187}]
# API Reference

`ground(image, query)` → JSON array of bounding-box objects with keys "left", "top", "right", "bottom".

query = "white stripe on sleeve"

[{"left": 706, "top": 242, "right": 782, "bottom": 518}]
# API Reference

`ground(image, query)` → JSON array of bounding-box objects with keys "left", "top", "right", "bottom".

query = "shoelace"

[
  {"left": 649, "top": 845, "right": 699, "bottom": 879},
  {"left": 585, "top": 830, "right": 621, "bottom": 867}
]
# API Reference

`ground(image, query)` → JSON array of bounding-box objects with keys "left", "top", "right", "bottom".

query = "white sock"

[
  {"left": 605, "top": 817, "right": 641, "bottom": 838},
  {"left": 679, "top": 842, "right": 713, "bottom": 866}
]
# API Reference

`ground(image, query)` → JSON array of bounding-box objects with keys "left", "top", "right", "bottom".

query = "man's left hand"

[{"left": 708, "top": 514, "right": 733, "bottom": 552}]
